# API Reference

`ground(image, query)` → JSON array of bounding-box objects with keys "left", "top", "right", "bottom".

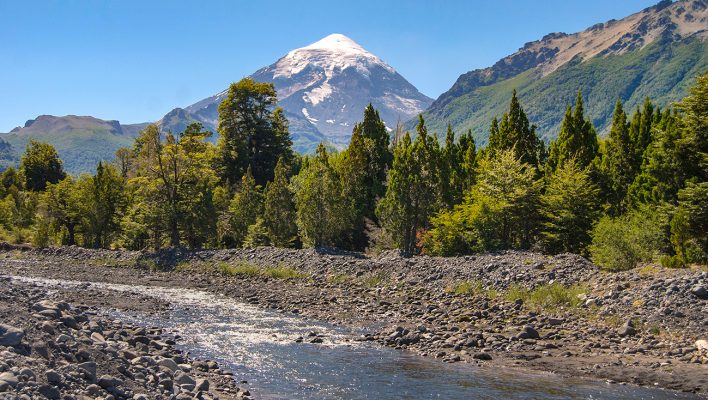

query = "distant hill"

[
  {"left": 0, "top": 115, "right": 143, "bottom": 175},
  {"left": 0, "top": 138, "right": 15, "bottom": 172},
  {"left": 417, "top": 0, "right": 708, "bottom": 144}
]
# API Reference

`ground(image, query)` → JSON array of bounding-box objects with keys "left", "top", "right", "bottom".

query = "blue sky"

[{"left": 0, "top": 0, "right": 657, "bottom": 132}]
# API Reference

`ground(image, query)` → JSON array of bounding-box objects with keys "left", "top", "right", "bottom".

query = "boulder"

[
  {"left": 690, "top": 285, "right": 707, "bottom": 299},
  {"left": 618, "top": 319, "right": 636, "bottom": 337},
  {"left": 0, "top": 324, "right": 24, "bottom": 347}
]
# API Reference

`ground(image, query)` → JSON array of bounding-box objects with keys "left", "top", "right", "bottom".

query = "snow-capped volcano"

[{"left": 176, "top": 33, "right": 432, "bottom": 151}]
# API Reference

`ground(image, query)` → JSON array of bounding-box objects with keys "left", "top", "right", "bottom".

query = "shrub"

[
  {"left": 505, "top": 282, "right": 586, "bottom": 310},
  {"left": 218, "top": 261, "right": 260, "bottom": 276},
  {"left": 660, "top": 255, "right": 686, "bottom": 269},
  {"left": 589, "top": 209, "right": 666, "bottom": 271}
]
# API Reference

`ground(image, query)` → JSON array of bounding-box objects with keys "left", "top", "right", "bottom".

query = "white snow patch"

[
  {"left": 301, "top": 108, "right": 318, "bottom": 124},
  {"left": 304, "top": 82, "right": 333, "bottom": 106},
  {"left": 326, "top": 119, "right": 335, "bottom": 124}
]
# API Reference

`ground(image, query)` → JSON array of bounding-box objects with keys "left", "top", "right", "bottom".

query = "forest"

[{"left": 0, "top": 73, "right": 705, "bottom": 271}]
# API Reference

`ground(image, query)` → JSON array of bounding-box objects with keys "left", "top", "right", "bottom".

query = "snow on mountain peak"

[
  {"left": 274, "top": 33, "right": 394, "bottom": 80},
  {"left": 301, "top": 33, "right": 365, "bottom": 52}
]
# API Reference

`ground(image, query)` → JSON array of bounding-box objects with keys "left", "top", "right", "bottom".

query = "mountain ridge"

[{"left": 419, "top": 0, "right": 708, "bottom": 143}]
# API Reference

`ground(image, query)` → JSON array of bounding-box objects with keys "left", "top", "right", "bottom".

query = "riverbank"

[
  {"left": 1, "top": 244, "right": 707, "bottom": 395},
  {"left": 0, "top": 275, "right": 250, "bottom": 399}
]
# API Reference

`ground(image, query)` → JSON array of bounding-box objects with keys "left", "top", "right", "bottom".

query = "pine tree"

[
  {"left": 376, "top": 116, "right": 441, "bottom": 253},
  {"left": 597, "top": 100, "right": 637, "bottom": 215},
  {"left": 228, "top": 166, "right": 263, "bottom": 247},
  {"left": 263, "top": 157, "right": 298, "bottom": 247},
  {"left": 487, "top": 90, "right": 544, "bottom": 168},
  {"left": 627, "top": 109, "right": 681, "bottom": 205},
  {"left": 216, "top": 78, "right": 293, "bottom": 186},
  {"left": 546, "top": 91, "right": 598, "bottom": 173}
]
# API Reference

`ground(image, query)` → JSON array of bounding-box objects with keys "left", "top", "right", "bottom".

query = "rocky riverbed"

[
  {"left": 0, "top": 274, "right": 250, "bottom": 399},
  {"left": 1, "top": 244, "right": 707, "bottom": 396}
]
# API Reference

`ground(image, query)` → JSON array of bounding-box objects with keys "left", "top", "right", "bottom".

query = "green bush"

[
  {"left": 660, "top": 255, "right": 686, "bottom": 269},
  {"left": 589, "top": 209, "right": 666, "bottom": 271},
  {"left": 505, "top": 282, "right": 586, "bottom": 310}
]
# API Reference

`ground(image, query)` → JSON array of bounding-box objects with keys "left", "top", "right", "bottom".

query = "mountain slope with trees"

[{"left": 419, "top": 0, "right": 707, "bottom": 145}]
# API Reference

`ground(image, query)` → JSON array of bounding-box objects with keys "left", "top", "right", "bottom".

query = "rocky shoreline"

[
  {"left": 0, "top": 274, "right": 250, "bottom": 399},
  {"left": 1, "top": 244, "right": 707, "bottom": 396}
]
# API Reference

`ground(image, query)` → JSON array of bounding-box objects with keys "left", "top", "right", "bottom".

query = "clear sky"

[{"left": 0, "top": 0, "right": 658, "bottom": 132}]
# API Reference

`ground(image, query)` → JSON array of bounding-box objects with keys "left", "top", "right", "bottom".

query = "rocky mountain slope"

[
  {"left": 0, "top": 115, "right": 147, "bottom": 175},
  {"left": 165, "top": 34, "right": 433, "bottom": 152},
  {"left": 419, "top": 0, "right": 708, "bottom": 144}
]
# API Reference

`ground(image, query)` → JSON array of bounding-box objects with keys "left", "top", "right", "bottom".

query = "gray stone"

[
  {"left": 518, "top": 326, "right": 540, "bottom": 340},
  {"left": 174, "top": 371, "right": 195, "bottom": 386},
  {"left": 37, "top": 384, "right": 60, "bottom": 399},
  {"left": 77, "top": 362, "right": 97, "bottom": 382},
  {"left": 618, "top": 319, "right": 637, "bottom": 337},
  {"left": 158, "top": 358, "right": 179, "bottom": 372},
  {"left": 690, "top": 285, "right": 707, "bottom": 299},
  {"left": 195, "top": 378, "right": 210, "bottom": 392},
  {"left": 98, "top": 374, "right": 123, "bottom": 389},
  {"left": 85, "top": 384, "right": 102, "bottom": 396},
  {"left": 473, "top": 352, "right": 493, "bottom": 360},
  {"left": 0, "top": 372, "right": 18, "bottom": 387},
  {"left": 91, "top": 332, "right": 106, "bottom": 343},
  {"left": 46, "top": 369, "right": 63, "bottom": 384},
  {"left": 0, "top": 324, "right": 24, "bottom": 347}
]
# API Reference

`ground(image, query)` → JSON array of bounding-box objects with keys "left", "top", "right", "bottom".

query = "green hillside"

[
  {"left": 0, "top": 116, "right": 137, "bottom": 175},
  {"left": 420, "top": 36, "right": 707, "bottom": 145}
]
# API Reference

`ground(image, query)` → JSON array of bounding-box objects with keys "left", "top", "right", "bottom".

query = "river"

[{"left": 7, "top": 275, "right": 700, "bottom": 400}]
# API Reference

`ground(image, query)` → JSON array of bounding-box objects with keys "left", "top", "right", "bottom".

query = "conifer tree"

[
  {"left": 487, "top": 90, "right": 544, "bottom": 168},
  {"left": 228, "top": 166, "right": 263, "bottom": 247},
  {"left": 546, "top": 91, "right": 598, "bottom": 173},
  {"left": 263, "top": 157, "right": 298, "bottom": 247},
  {"left": 597, "top": 100, "right": 637, "bottom": 215},
  {"left": 376, "top": 116, "right": 441, "bottom": 253}
]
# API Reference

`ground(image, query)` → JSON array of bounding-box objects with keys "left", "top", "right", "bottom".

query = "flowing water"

[{"left": 7, "top": 275, "right": 700, "bottom": 400}]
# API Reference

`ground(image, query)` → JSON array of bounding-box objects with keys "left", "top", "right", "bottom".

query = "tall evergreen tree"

[
  {"left": 440, "top": 126, "right": 476, "bottom": 208},
  {"left": 487, "top": 90, "right": 544, "bottom": 168},
  {"left": 216, "top": 78, "right": 293, "bottom": 186},
  {"left": 376, "top": 116, "right": 441, "bottom": 253},
  {"left": 546, "top": 91, "right": 599, "bottom": 173},
  {"left": 263, "top": 157, "right": 298, "bottom": 247},
  {"left": 597, "top": 100, "right": 637, "bottom": 215}
]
